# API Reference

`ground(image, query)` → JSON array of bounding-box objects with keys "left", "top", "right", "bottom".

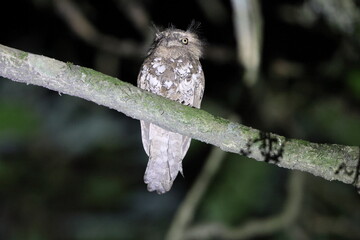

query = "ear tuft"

[
  {"left": 150, "top": 22, "right": 161, "bottom": 39},
  {"left": 187, "top": 20, "right": 201, "bottom": 33}
]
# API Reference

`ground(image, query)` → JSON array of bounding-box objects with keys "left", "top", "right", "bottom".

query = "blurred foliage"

[
  {"left": 347, "top": 69, "right": 360, "bottom": 100},
  {"left": 300, "top": 98, "right": 360, "bottom": 145},
  {"left": 0, "top": 101, "right": 39, "bottom": 140},
  {"left": 199, "top": 155, "right": 282, "bottom": 225},
  {"left": 1, "top": 0, "right": 360, "bottom": 239}
]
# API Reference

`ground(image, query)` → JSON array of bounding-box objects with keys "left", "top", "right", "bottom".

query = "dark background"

[{"left": 0, "top": 0, "right": 359, "bottom": 239}]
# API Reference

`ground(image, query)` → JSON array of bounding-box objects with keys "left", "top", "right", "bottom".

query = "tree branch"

[{"left": 0, "top": 44, "right": 359, "bottom": 192}]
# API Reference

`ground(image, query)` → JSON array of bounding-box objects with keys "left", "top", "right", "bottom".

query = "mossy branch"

[{"left": 0, "top": 44, "right": 359, "bottom": 191}]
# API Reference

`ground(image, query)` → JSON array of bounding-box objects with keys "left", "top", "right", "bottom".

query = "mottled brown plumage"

[{"left": 137, "top": 26, "right": 205, "bottom": 194}]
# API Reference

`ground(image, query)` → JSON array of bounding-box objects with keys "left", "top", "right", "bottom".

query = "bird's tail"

[{"left": 144, "top": 124, "right": 185, "bottom": 194}]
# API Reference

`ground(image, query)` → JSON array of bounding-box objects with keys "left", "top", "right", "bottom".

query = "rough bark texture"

[{"left": 0, "top": 44, "right": 359, "bottom": 190}]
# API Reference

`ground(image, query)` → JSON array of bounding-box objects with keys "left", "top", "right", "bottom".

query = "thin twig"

[
  {"left": 165, "top": 142, "right": 229, "bottom": 240},
  {"left": 53, "top": 0, "right": 235, "bottom": 63},
  {"left": 185, "top": 171, "right": 305, "bottom": 239},
  {"left": 53, "top": 0, "right": 144, "bottom": 58},
  {"left": 114, "top": 0, "right": 151, "bottom": 38}
]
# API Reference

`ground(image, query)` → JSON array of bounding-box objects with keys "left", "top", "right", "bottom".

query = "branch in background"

[
  {"left": 53, "top": 0, "right": 144, "bottom": 58},
  {"left": 166, "top": 139, "right": 229, "bottom": 240},
  {"left": 0, "top": 44, "right": 359, "bottom": 193},
  {"left": 279, "top": 0, "right": 360, "bottom": 35},
  {"left": 231, "top": 0, "right": 263, "bottom": 86},
  {"left": 53, "top": 0, "right": 235, "bottom": 63},
  {"left": 114, "top": 0, "right": 151, "bottom": 39},
  {"left": 304, "top": 215, "right": 360, "bottom": 239},
  {"left": 185, "top": 171, "right": 304, "bottom": 239}
]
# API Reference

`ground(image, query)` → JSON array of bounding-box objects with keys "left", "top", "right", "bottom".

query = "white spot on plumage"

[
  {"left": 148, "top": 75, "right": 158, "bottom": 86},
  {"left": 152, "top": 61, "right": 161, "bottom": 68},
  {"left": 177, "top": 68, "right": 186, "bottom": 75},
  {"left": 164, "top": 81, "right": 172, "bottom": 89},
  {"left": 157, "top": 65, "right": 166, "bottom": 74},
  {"left": 191, "top": 73, "right": 200, "bottom": 82}
]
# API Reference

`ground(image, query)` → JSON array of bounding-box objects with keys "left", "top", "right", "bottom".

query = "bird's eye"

[{"left": 181, "top": 38, "right": 188, "bottom": 45}]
